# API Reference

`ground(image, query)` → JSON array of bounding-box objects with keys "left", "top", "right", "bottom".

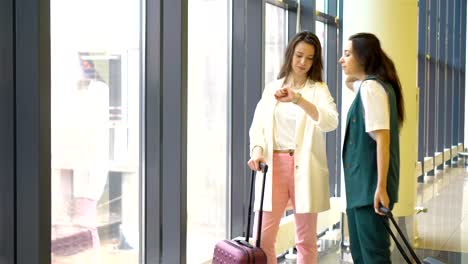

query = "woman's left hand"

[{"left": 374, "top": 187, "right": 389, "bottom": 215}]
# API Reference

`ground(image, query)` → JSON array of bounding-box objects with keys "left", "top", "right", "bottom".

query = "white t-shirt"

[
  {"left": 353, "top": 80, "right": 390, "bottom": 140},
  {"left": 273, "top": 101, "right": 301, "bottom": 150}
]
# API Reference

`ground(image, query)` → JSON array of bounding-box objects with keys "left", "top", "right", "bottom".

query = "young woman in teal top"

[{"left": 339, "top": 33, "right": 405, "bottom": 263}]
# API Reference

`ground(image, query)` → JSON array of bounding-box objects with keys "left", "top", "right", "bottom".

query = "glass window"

[
  {"left": 187, "top": 0, "right": 229, "bottom": 263},
  {"left": 316, "top": 0, "right": 327, "bottom": 13},
  {"left": 265, "top": 3, "right": 287, "bottom": 85},
  {"left": 50, "top": 0, "right": 142, "bottom": 263},
  {"left": 315, "top": 21, "right": 327, "bottom": 78}
]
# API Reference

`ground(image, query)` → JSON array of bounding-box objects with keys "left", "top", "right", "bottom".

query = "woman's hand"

[
  {"left": 374, "top": 187, "right": 390, "bottom": 215},
  {"left": 274, "top": 84, "right": 295, "bottom": 102},
  {"left": 247, "top": 146, "right": 266, "bottom": 171}
]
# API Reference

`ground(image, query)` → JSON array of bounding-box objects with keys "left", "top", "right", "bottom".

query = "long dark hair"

[
  {"left": 277, "top": 31, "right": 323, "bottom": 82},
  {"left": 349, "top": 33, "right": 405, "bottom": 126}
]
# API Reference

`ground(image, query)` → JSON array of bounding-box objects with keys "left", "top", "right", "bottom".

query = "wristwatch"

[{"left": 292, "top": 92, "right": 302, "bottom": 104}]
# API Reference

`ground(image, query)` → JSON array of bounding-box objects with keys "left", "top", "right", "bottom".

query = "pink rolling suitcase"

[{"left": 212, "top": 163, "right": 268, "bottom": 264}]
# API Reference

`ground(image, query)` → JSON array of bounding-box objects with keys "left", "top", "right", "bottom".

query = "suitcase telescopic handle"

[
  {"left": 245, "top": 162, "right": 268, "bottom": 248},
  {"left": 379, "top": 206, "right": 422, "bottom": 264},
  {"left": 379, "top": 206, "right": 392, "bottom": 216},
  {"left": 258, "top": 162, "right": 268, "bottom": 172}
]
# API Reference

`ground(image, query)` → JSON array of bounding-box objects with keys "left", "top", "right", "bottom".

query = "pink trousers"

[{"left": 252, "top": 152, "right": 318, "bottom": 264}]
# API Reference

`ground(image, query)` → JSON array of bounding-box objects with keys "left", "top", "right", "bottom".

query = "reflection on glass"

[
  {"left": 51, "top": 0, "right": 141, "bottom": 263},
  {"left": 315, "top": 21, "right": 326, "bottom": 78},
  {"left": 315, "top": 21, "right": 326, "bottom": 50},
  {"left": 265, "top": 3, "right": 287, "bottom": 84},
  {"left": 316, "top": 0, "right": 326, "bottom": 13},
  {"left": 187, "top": 0, "right": 228, "bottom": 263}
]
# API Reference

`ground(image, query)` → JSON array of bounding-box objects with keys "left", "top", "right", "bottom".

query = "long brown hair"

[
  {"left": 349, "top": 33, "right": 405, "bottom": 126},
  {"left": 277, "top": 31, "right": 323, "bottom": 82}
]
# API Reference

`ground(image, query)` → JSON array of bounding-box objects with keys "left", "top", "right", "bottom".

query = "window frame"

[
  {"left": 145, "top": 0, "right": 188, "bottom": 262},
  {"left": 0, "top": 0, "right": 16, "bottom": 262},
  {"left": 14, "top": 0, "right": 52, "bottom": 263}
]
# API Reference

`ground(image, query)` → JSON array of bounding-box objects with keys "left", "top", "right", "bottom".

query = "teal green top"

[{"left": 342, "top": 76, "right": 400, "bottom": 209}]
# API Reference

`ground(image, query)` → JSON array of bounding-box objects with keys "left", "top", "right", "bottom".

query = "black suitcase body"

[{"left": 379, "top": 207, "right": 445, "bottom": 264}]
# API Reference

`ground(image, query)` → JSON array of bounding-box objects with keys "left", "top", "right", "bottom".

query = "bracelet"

[
  {"left": 252, "top": 145, "right": 263, "bottom": 152},
  {"left": 292, "top": 92, "right": 302, "bottom": 104},
  {"left": 250, "top": 145, "right": 263, "bottom": 156}
]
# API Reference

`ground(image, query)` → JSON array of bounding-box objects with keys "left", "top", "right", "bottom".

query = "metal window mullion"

[
  {"left": 426, "top": 1, "right": 438, "bottom": 157},
  {"left": 230, "top": 0, "right": 247, "bottom": 240},
  {"left": 300, "top": 0, "right": 315, "bottom": 33},
  {"left": 160, "top": 0, "right": 188, "bottom": 262},
  {"left": 144, "top": 0, "right": 161, "bottom": 261},
  {"left": 436, "top": 0, "right": 446, "bottom": 169},
  {"left": 230, "top": 0, "right": 264, "bottom": 240},
  {"left": 417, "top": 0, "right": 427, "bottom": 163},
  {"left": 445, "top": 0, "right": 454, "bottom": 159},
  {"left": 145, "top": 0, "right": 187, "bottom": 262},
  {"left": 452, "top": 0, "right": 461, "bottom": 147},
  {"left": 0, "top": 0, "right": 15, "bottom": 262},
  {"left": 426, "top": 0, "right": 437, "bottom": 174},
  {"left": 433, "top": 0, "right": 440, "bottom": 152},
  {"left": 315, "top": 11, "right": 335, "bottom": 25},
  {"left": 335, "top": 0, "right": 343, "bottom": 196},
  {"left": 325, "top": 0, "right": 340, "bottom": 196},
  {"left": 459, "top": 0, "right": 466, "bottom": 146},
  {"left": 266, "top": 0, "right": 297, "bottom": 10},
  {"left": 288, "top": 5, "right": 298, "bottom": 39},
  {"left": 454, "top": 0, "right": 464, "bottom": 146},
  {"left": 15, "top": 0, "right": 51, "bottom": 263}
]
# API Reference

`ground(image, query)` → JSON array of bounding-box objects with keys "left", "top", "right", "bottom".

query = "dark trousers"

[{"left": 346, "top": 205, "right": 391, "bottom": 264}]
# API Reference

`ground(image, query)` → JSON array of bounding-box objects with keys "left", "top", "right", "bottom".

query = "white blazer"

[{"left": 249, "top": 78, "right": 339, "bottom": 213}]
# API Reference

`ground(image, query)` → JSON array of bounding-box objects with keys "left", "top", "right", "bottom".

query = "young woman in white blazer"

[{"left": 247, "top": 31, "right": 339, "bottom": 264}]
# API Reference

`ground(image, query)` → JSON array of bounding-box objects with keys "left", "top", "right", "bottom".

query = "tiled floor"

[{"left": 280, "top": 160, "right": 468, "bottom": 263}]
